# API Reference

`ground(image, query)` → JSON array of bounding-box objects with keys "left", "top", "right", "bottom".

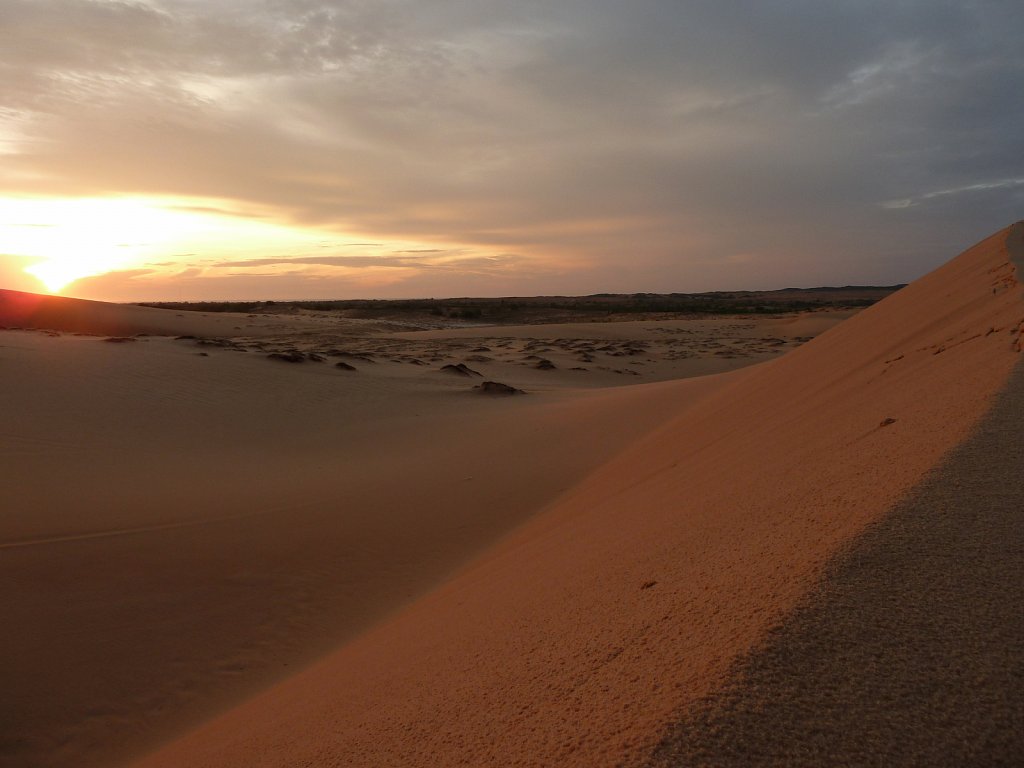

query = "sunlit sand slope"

[
  {"left": 649, "top": 354, "right": 1024, "bottom": 765},
  {"left": 0, "top": 329, "right": 738, "bottom": 768},
  {"left": 649, "top": 220, "right": 1024, "bottom": 766},
  {"left": 132, "top": 225, "right": 1024, "bottom": 768}
]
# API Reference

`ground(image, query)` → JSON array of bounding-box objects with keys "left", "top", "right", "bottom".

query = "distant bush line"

[{"left": 136, "top": 286, "right": 904, "bottom": 321}]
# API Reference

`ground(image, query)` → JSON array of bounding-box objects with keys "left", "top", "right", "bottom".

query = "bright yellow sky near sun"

[{"left": 0, "top": 196, "right": 396, "bottom": 295}]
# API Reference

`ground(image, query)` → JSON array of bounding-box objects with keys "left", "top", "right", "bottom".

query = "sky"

[{"left": 1, "top": 0, "right": 1022, "bottom": 301}]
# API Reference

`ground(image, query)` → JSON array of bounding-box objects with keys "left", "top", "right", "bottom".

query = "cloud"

[
  {"left": 882, "top": 178, "right": 1024, "bottom": 209},
  {"left": 64, "top": 250, "right": 534, "bottom": 302},
  {"left": 211, "top": 249, "right": 524, "bottom": 273},
  {"left": 2, "top": 0, "right": 1023, "bottom": 297}
]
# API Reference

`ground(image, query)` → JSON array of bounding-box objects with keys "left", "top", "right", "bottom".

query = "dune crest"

[
  {"left": 129, "top": 224, "right": 1023, "bottom": 767},
  {"left": 0, "top": 289, "right": 227, "bottom": 337}
]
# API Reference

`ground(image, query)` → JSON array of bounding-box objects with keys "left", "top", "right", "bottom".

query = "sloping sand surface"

[
  {"left": 0, "top": 289, "right": 250, "bottom": 338},
  {"left": 129, "top": 226, "right": 1024, "bottom": 767},
  {"left": 649, "top": 355, "right": 1024, "bottom": 766},
  {"left": 1, "top": 324, "right": 741, "bottom": 768}
]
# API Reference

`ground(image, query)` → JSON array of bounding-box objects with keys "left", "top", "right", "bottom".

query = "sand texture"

[
  {"left": 1, "top": 285, "right": 855, "bottom": 389},
  {"left": 2, "top": 287, "right": 826, "bottom": 766},
  {"left": 648, "top": 354, "right": 1024, "bottom": 766},
  {"left": 0, "top": 333, "right": 729, "bottom": 768},
  {"left": 3, "top": 225, "right": 1019, "bottom": 767},
  {"left": 124, "top": 225, "right": 1024, "bottom": 767}
]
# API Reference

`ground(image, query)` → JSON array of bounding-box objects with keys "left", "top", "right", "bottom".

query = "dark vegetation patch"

[{"left": 136, "top": 286, "right": 902, "bottom": 326}]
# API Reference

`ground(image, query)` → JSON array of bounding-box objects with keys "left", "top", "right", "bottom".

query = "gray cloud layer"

[{"left": 2, "top": 0, "right": 1023, "bottom": 297}]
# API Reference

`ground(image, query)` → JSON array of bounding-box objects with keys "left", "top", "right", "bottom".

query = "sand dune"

[
  {"left": 4, "top": 225, "right": 1019, "bottom": 768},
  {"left": 0, "top": 289, "right": 245, "bottom": 338},
  {"left": 1, "top": 328, "right": 743, "bottom": 768},
  {"left": 649, "top": 357, "right": 1024, "bottom": 765},
  {"left": 7, "top": 292, "right": 817, "bottom": 767},
  {"left": 125, "top": 225, "right": 1023, "bottom": 767}
]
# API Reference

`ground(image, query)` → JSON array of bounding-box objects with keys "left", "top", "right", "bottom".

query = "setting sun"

[
  {"left": 24, "top": 248, "right": 125, "bottom": 294},
  {"left": 2, "top": 197, "right": 188, "bottom": 293},
  {"left": 0, "top": 194, "right": 502, "bottom": 301},
  {"left": 1, "top": 196, "right": 369, "bottom": 297}
]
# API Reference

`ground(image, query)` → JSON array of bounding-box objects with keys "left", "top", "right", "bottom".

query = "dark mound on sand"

[
  {"left": 268, "top": 351, "right": 305, "bottom": 363},
  {"left": 474, "top": 381, "right": 525, "bottom": 396},
  {"left": 441, "top": 363, "right": 483, "bottom": 377}
]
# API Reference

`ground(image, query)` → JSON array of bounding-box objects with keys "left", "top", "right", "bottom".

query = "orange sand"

[
  {"left": 9, "top": 287, "right": 819, "bottom": 767},
  {"left": 128, "top": 227, "right": 1024, "bottom": 767},
  {"left": 1, "top": 330, "right": 737, "bottom": 768}
]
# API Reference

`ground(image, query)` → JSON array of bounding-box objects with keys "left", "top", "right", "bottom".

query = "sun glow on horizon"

[
  {"left": 1, "top": 196, "right": 352, "bottom": 296},
  {"left": 1, "top": 194, "right": 517, "bottom": 301},
  {"left": 2, "top": 197, "right": 205, "bottom": 294},
  {"left": 25, "top": 259, "right": 103, "bottom": 294}
]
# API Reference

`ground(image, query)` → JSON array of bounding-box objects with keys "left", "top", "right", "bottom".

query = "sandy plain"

[
  {"left": 2, "top": 223, "right": 1022, "bottom": 768},
  {"left": 1, "top": 287, "right": 845, "bottom": 768}
]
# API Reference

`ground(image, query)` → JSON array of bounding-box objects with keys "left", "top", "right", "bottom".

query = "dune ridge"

[
  {"left": 129, "top": 225, "right": 1024, "bottom": 767},
  {"left": 5, "top": 274, "right": 851, "bottom": 767},
  {"left": 0, "top": 289, "right": 238, "bottom": 338},
  {"left": 2, "top": 329, "right": 743, "bottom": 768}
]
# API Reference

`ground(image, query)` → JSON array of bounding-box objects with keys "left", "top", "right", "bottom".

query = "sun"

[
  {"left": 1, "top": 193, "right": 471, "bottom": 300},
  {"left": 2, "top": 195, "right": 356, "bottom": 297},
  {"left": 24, "top": 254, "right": 107, "bottom": 293},
  {"left": 1, "top": 197, "right": 190, "bottom": 295}
]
